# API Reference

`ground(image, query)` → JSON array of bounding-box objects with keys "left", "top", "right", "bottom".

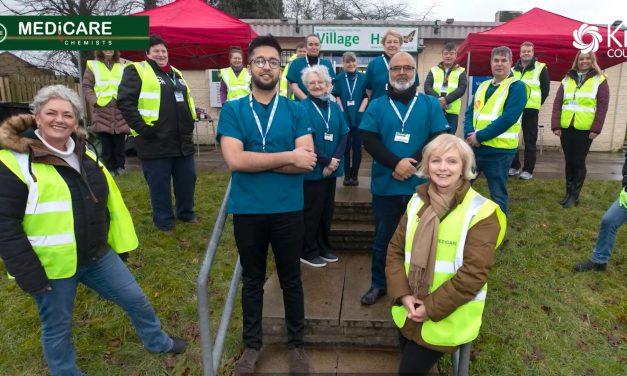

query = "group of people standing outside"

[{"left": 0, "top": 25, "right": 621, "bottom": 376}]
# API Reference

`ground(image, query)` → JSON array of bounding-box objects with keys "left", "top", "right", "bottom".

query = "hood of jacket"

[{"left": 0, "top": 114, "right": 87, "bottom": 154}]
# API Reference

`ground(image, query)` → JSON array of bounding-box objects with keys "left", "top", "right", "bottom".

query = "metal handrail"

[{"left": 197, "top": 179, "right": 241, "bottom": 376}]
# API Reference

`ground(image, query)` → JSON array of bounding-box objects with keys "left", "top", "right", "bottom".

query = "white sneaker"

[
  {"left": 519, "top": 171, "right": 533, "bottom": 180},
  {"left": 508, "top": 168, "right": 520, "bottom": 176}
]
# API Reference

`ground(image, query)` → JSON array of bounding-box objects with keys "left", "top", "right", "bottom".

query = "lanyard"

[
  {"left": 167, "top": 71, "right": 178, "bottom": 88},
  {"left": 311, "top": 101, "right": 331, "bottom": 133},
  {"left": 249, "top": 93, "right": 279, "bottom": 152},
  {"left": 307, "top": 57, "right": 320, "bottom": 68},
  {"left": 345, "top": 74, "right": 358, "bottom": 101},
  {"left": 389, "top": 95, "right": 417, "bottom": 134},
  {"left": 382, "top": 54, "right": 389, "bottom": 70}
]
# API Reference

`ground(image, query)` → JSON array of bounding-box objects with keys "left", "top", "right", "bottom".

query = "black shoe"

[
  {"left": 574, "top": 260, "right": 607, "bottom": 272},
  {"left": 343, "top": 176, "right": 351, "bottom": 186},
  {"left": 360, "top": 287, "right": 386, "bottom": 305},
  {"left": 562, "top": 195, "right": 578, "bottom": 208},
  {"left": 559, "top": 193, "right": 570, "bottom": 205},
  {"left": 168, "top": 337, "right": 188, "bottom": 354}
]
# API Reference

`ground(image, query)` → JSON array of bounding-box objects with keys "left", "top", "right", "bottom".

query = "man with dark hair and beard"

[
  {"left": 359, "top": 51, "right": 450, "bottom": 306},
  {"left": 217, "top": 34, "right": 316, "bottom": 376}
]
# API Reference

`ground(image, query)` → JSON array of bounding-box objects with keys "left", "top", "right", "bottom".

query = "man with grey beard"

[{"left": 358, "top": 52, "right": 450, "bottom": 305}]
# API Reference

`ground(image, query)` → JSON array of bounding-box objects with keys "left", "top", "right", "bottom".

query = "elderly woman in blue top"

[
  {"left": 0, "top": 85, "right": 186, "bottom": 376},
  {"left": 332, "top": 52, "right": 369, "bottom": 186},
  {"left": 300, "top": 65, "right": 349, "bottom": 268},
  {"left": 364, "top": 29, "right": 419, "bottom": 101},
  {"left": 286, "top": 34, "right": 336, "bottom": 101}
]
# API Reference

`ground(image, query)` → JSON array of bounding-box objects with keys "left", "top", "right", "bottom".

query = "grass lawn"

[{"left": 0, "top": 172, "right": 625, "bottom": 375}]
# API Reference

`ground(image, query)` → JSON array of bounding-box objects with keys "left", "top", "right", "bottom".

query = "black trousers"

[
  {"left": 98, "top": 133, "right": 127, "bottom": 172},
  {"left": 511, "top": 109, "right": 539, "bottom": 173},
  {"left": 302, "top": 178, "right": 336, "bottom": 260},
  {"left": 560, "top": 126, "right": 593, "bottom": 196},
  {"left": 398, "top": 332, "right": 444, "bottom": 375},
  {"left": 233, "top": 211, "right": 305, "bottom": 349}
]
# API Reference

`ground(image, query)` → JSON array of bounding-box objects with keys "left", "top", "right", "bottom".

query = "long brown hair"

[{"left": 94, "top": 50, "right": 120, "bottom": 62}]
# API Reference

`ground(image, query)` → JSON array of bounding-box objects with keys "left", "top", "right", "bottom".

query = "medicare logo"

[{"left": 572, "top": 24, "right": 602, "bottom": 53}]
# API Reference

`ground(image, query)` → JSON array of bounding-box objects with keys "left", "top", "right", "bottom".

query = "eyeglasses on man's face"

[
  {"left": 251, "top": 57, "right": 281, "bottom": 69},
  {"left": 389, "top": 65, "right": 416, "bottom": 72}
]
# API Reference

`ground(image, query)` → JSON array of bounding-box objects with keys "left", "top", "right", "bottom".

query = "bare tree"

[{"left": 284, "top": 0, "right": 438, "bottom": 20}]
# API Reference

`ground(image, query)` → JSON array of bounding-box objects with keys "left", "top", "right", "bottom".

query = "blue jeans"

[
  {"left": 32, "top": 250, "right": 173, "bottom": 376},
  {"left": 590, "top": 198, "right": 627, "bottom": 263},
  {"left": 445, "top": 113, "right": 459, "bottom": 135},
  {"left": 141, "top": 155, "right": 197, "bottom": 230},
  {"left": 371, "top": 194, "right": 412, "bottom": 289},
  {"left": 475, "top": 153, "right": 514, "bottom": 215}
]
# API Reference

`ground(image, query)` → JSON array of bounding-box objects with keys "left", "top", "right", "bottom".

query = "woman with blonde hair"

[
  {"left": 551, "top": 50, "right": 609, "bottom": 208},
  {"left": 386, "top": 134, "right": 505, "bottom": 374}
]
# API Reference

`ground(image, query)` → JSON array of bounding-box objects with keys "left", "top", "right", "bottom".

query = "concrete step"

[
  {"left": 253, "top": 344, "right": 399, "bottom": 374},
  {"left": 262, "top": 253, "right": 396, "bottom": 348},
  {"left": 329, "top": 222, "right": 374, "bottom": 251}
]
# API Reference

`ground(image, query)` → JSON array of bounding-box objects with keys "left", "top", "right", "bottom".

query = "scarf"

[
  {"left": 408, "top": 180, "right": 467, "bottom": 298},
  {"left": 387, "top": 84, "right": 416, "bottom": 104}
]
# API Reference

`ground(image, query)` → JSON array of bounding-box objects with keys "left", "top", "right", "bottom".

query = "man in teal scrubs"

[
  {"left": 359, "top": 52, "right": 449, "bottom": 305},
  {"left": 217, "top": 35, "right": 316, "bottom": 375},
  {"left": 286, "top": 33, "right": 336, "bottom": 101}
]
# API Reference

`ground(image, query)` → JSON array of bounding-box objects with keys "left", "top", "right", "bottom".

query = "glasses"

[
  {"left": 389, "top": 65, "right": 416, "bottom": 72},
  {"left": 251, "top": 57, "right": 281, "bottom": 69}
]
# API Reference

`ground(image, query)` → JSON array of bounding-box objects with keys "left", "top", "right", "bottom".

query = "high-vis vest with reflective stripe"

[
  {"left": 390, "top": 187, "right": 506, "bottom": 347},
  {"left": 512, "top": 62, "right": 545, "bottom": 110},
  {"left": 220, "top": 66, "right": 251, "bottom": 101},
  {"left": 86, "top": 60, "right": 125, "bottom": 107},
  {"left": 280, "top": 54, "right": 298, "bottom": 99},
  {"left": 472, "top": 77, "right": 522, "bottom": 149},
  {"left": 0, "top": 149, "right": 138, "bottom": 279},
  {"left": 430, "top": 65, "right": 465, "bottom": 115},
  {"left": 560, "top": 74, "right": 606, "bottom": 130},
  {"left": 131, "top": 61, "right": 196, "bottom": 136}
]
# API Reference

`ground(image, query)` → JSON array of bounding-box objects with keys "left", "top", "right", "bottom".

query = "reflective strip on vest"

[
  {"left": 472, "top": 77, "right": 521, "bottom": 149},
  {"left": 87, "top": 60, "right": 124, "bottom": 107},
  {"left": 560, "top": 75, "right": 605, "bottom": 130},
  {"left": 28, "top": 234, "right": 74, "bottom": 247},
  {"left": 131, "top": 61, "right": 196, "bottom": 136},
  {"left": 220, "top": 67, "right": 251, "bottom": 101},
  {"left": 430, "top": 66, "right": 465, "bottom": 115},
  {"left": 512, "top": 62, "right": 544, "bottom": 109}
]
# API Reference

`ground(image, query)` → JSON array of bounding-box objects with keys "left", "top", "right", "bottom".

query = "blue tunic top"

[
  {"left": 332, "top": 71, "right": 367, "bottom": 128},
  {"left": 217, "top": 94, "right": 313, "bottom": 214},
  {"left": 364, "top": 55, "right": 420, "bottom": 101},
  {"left": 301, "top": 98, "right": 349, "bottom": 181},
  {"left": 286, "top": 57, "right": 336, "bottom": 101},
  {"left": 359, "top": 93, "right": 448, "bottom": 196}
]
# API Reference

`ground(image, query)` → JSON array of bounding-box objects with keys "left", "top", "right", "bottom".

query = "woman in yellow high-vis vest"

[
  {"left": 551, "top": 51, "right": 609, "bottom": 208},
  {"left": 219, "top": 46, "right": 251, "bottom": 104},
  {"left": 386, "top": 134, "right": 505, "bottom": 375},
  {"left": 82, "top": 50, "right": 130, "bottom": 176},
  {"left": 0, "top": 85, "right": 187, "bottom": 376}
]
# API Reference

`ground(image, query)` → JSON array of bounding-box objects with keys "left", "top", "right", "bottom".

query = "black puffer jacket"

[
  {"left": 117, "top": 59, "right": 195, "bottom": 159},
  {"left": 0, "top": 115, "right": 111, "bottom": 293}
]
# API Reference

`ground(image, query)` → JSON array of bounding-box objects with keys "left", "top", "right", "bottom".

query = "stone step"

[
  {"left": 262, "top": 253, "right": 396, "bottom": 348},
  {"left": 329, "top": 222, "right": 374, "bottom": 251}
]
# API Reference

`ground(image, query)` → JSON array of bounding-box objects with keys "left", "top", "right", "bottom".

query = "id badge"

[
  {"left": 394, "top": 132, "right": 410, "bottom": 143},
  {"left": 324, "top": 132, "right": 334, "bottom": 142},
  {"left": 569, "top": 100, "right": 578, "bottom": 106},
  {"left": 346, "top": 100, "right": 355, "bottom": 106},
  {"left": 174, "top": 91, "right": 185, "bottom": 102}
]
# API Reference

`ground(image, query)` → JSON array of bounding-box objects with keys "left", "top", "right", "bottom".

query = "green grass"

[{"left": 0, "top": 174, "right": 625, "bottom": 375}]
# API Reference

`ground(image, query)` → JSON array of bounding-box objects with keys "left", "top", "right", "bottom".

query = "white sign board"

[
  {"left": 313, "top": 26, "right": 419, "bottom": 52},
  {"left": 208, "top": 69, "right": 222, "bottom": 108}
]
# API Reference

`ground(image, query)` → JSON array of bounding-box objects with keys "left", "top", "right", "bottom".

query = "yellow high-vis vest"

[
  {"left": 0, "top": 149, "right": 138, "bottom": 279},
  {"left": 391, "top": 188, "right": 506, "bottom": 347},
  {"left": 560, "top": 74, "right": 606, "bottom": 130},
  {"left": 131, "top": 61, "right": 196, "bottom": 136},
  {"left": 472, "top": 77, "right": 522, "bottom": 149},
  {"left": 86, "top": 60, "right": 125, "bottom": 107},
  {"left": 280, "top": 54, "right": 299, "bottom": 99},
  {"left": 430, "top": 65, "right": 465, "bottom": 115},
  {"left": 220, "top": 66, "right": 251, "bottom": 101},
  {"left": 512, "top": 62, "right": 545, "bottom": 110}
]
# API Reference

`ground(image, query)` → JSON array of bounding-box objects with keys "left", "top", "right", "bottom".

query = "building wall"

[{"left": 0, "top": 53, "right": 51, "bottom": 76}]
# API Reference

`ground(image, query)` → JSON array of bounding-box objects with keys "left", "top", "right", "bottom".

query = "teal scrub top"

[
  {"left": 286, "top": 57, "right": 336, "bottom": 101},
  {"left": 217, "top": 94, "right": 313, "bottom": 214},
  {"left": 301, "top": 98, "right": 349, "bottom": 181},
  {"left": 364, "top": 55, "right": 420, "bottom": 100},
  {"left": 332, "top": 71, "right": 367, "bottom": 128},
  {"left": 359, "top": 93, "right": 448, "bottom": 196}
]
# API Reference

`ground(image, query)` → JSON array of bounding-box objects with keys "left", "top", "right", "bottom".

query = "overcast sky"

[{"left": 414, "top": 0, "right": 626, "bottom": 25}]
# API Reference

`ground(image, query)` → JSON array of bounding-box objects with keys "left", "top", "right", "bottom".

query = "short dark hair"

[
  {"left": 147, "top": 35, "right": 167, "bottom": 53},
  {"left": 295, "top": 41, "right": 306, "bottom": 50},
  {"left": 248, "top": 34, "right": 282, "bottom": 57},
  {"left": 442, "top": 42, "right": 456, "bottom": 52}
]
